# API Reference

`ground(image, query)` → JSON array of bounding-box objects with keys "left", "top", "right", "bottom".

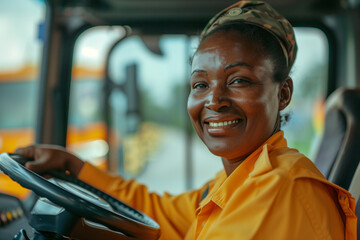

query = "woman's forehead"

[
  {"left": 193, "top": 32, "right": 259, "bottom": 67},
  {"left": 191, "top": 32, "right": 275, "bottom": 76}
]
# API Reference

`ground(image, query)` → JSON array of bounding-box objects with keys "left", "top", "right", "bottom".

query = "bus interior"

[{"left": 0, "top": 0, "right": 359, "bottom": 239}]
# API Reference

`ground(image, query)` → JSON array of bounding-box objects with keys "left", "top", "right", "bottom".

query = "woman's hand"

[{"left": 14, "top": 145, "right": 84, "bottom": 177}]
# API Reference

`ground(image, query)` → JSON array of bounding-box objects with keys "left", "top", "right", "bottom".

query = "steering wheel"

[{"left": 0, "top": 153, "right": 160, "bottom": 240}]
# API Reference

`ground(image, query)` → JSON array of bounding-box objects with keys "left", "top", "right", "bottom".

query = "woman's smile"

[{"left": 204, "top": 117, "right": 244, "bottom": 136}]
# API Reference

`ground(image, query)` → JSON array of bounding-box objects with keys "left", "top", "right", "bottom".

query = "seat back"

[
  {"left": 349, "top": 162, "right": 360, "bottom": 203},
  {"left": 314, "top": 88, "right": 360, "bottom": 189}
]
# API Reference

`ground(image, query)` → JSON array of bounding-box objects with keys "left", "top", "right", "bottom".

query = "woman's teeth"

[{"left": 208, "top": 120, "right": 239, "bottom": 127}]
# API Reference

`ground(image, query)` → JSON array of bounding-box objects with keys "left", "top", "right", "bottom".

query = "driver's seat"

[{"left": 314, "top": 88, "right": 360, "bottom": 190}]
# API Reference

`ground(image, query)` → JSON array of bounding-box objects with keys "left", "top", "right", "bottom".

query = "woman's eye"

[
  {"left": 231, "top": 78, "right": 251, "bottom": 85},
  {"left": 193, "top": 83, "right": 207, "bottom": 89}
]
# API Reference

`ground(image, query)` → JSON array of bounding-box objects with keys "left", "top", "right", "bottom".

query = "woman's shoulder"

[
  {"left": 250, "top": 131, "right": 326, "bottom": 183},
  {"left": 267, "top": 146, "right": 326, "bottom": 182}
]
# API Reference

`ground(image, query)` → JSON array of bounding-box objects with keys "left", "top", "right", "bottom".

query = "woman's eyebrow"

[
  {"left": 224, "top": 62, "right": 253, "bottom": 71},
  {"left": 191, "top": 69, "right": 208, "bottom": 76}
]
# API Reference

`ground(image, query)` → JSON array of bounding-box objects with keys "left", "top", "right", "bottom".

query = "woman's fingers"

[
  {"left": 14, "top": 145, "right": 36, "bottom": 157},
  {"left": 15, "top": 145, "right": 65, "bottom": 172},
  {"left": 14, "top": 144, "right": 84, "bottom": 176}
]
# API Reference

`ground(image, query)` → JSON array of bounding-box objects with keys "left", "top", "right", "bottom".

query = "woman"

[{"left": 16, "top": 1, "right": 357, "bottom": 239}]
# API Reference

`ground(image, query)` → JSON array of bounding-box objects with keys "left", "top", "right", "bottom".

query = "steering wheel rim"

[{"left": 0, "top": 153, "right": 160, "bottom": 239}]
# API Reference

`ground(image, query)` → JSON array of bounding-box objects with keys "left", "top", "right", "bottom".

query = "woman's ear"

[{"left": 279, "top": 77, "right": 293, "bottom": 111}]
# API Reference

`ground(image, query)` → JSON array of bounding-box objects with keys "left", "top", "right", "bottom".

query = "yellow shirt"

[{"left": 78, "top": 131, "right": 357, "bottom": 239}]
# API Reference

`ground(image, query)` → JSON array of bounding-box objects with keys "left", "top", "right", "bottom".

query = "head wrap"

[{"left": 201, "top": 0, "right": 297, "bottom": 68}]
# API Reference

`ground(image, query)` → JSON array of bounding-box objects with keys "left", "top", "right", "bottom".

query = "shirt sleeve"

[{"left": 78, "top": 162, "right": 208, "bottom": 240}]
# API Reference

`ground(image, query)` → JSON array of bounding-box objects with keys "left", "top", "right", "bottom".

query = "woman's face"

[{"left": 187, "top": 30, "right": 290, "bottom": 164}]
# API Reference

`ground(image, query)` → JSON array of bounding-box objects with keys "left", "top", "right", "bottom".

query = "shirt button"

[{"left": 339, "top": 194, "right": 348, "bottom": 201}]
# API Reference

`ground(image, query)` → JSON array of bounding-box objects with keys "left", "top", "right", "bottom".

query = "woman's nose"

[{"left": 204, "top": 87, "right": 231, "bottom": 111}]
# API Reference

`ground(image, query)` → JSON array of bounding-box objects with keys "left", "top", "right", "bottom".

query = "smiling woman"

[
  {"left": 188, "top": 28, "right": 292, "bottom": 175},
  {"left": 14, "top": 1, "right": 357, "bottom": 240}
]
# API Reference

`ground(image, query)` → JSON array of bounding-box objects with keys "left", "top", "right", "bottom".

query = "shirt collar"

[{"left": 200, "top": 131, "right": 288, "bottom": 209}]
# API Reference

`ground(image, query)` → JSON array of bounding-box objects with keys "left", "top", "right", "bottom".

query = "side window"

[
  {"left": 67, "top": 27, "right": 125, "bottom": 170},
  {"left": 0, "top": 0, "right": 45, "bottom": 198},
  {"left": 283, "top": 27, "right": 328, "bottom": 159}
]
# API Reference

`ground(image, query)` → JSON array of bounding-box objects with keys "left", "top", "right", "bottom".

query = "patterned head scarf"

[{"left": 201, "top": 0, "right": 297, "bottom": 68}]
